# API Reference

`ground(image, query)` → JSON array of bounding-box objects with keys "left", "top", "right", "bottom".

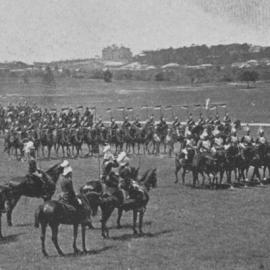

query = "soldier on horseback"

[
  {"left": 214, "top": 113, "right": 221, "bottom": 126},
  {"left": 223, "top": 112, "right": 231, "bottom": 126},
  {"left": 197, "top": 132, "right": 212, "bottom": 153},
  {"left": 256, "top": 127, "right": 267, "bottom": 145},
  {"left": 145, "top": 114, "right": 155, "bottom": 128},
  {"left": 187, "top": 113, "right": 195, "bottom": 127},
  {"left": 157, "top": 116, "right": 168, "bottom": 133},
  {"left": 58, "top": 160, "right": 92, "bottom": 226},
  {"left": 122, "top": 116, "right": 131, "bottom": 130},
  {"left": 241, "top": 125, "right": 253, "bottom": 147},
  {"left": 27, "top": 145, "right": 54, "bottom": 195},
  {"left": 28, "top": 147, "right": 42, "bottom": 178},
  {"left": 117, "top": 151, "right": 137, "bottom": 200},
  {"left": 133, "top": 116, "right": 142, "bottom": 128},
  {"left": 101, "top": 145, "right": 118, "bottom": 181},
  {"left": 172, "top": 116, "right": 181, "bottom": 129}
]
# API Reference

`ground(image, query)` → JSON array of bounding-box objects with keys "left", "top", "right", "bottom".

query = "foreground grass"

[
  {"left": 0, "top": 78, "right": 270, "bottom": 269},
  {"left": 1, "top": 154, "right": 270, "bottom": 270}
]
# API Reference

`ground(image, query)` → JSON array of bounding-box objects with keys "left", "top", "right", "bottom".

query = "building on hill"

[{"left": 102, "top": 45, "right": 132, "bottom": 62}]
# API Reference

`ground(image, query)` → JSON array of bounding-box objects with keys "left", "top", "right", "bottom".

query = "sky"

[{"left": 0, "top": 0, "right": 270, "bottom": 63}]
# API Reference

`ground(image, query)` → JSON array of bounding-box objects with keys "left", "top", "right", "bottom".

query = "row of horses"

[
  {"left": 175, "top": 143, "right": 270, "bottom": 188},
  {"left": 3, "top": 124, "right": 178, "bottom": 160},
  {"left": 0, "top": 162, "right": 157, "bottom": 256}
]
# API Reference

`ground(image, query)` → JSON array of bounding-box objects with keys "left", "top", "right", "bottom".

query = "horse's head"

[
  {"left": 142, "top": 168, "right": 157, "bottom": 190},
  {"left": 46, "top": 162, "right": 64, "bottom": 183},
  {"left": 130, "top": 166, "right": 140, "bottom": 181},
  {"left": 81, "top": 191, "right": 101, "bottom": 217},
  {"left": 0, "top": 185, "right": 10, "bottom": 213}
]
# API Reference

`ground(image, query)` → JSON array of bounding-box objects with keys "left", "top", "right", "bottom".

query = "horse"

[
  {"left": 82, "top": 127, "right": 96, "bottom": 156},
  {"left": 100, "top": 168, "right": 157, "bottom": 238},
  {"left": 175, "top": 148, "right": 196, "bottom": 184},
  {"left": 80, "top": 167, "right": 155, "bottom": 237},
  {"left": 0, "top": 184, "right": 9, "bottom": 238},
  {"left": 5, "top": 162, "right": 64, "bottom": 227},
  {"left": 224, "top": 144, "right": 239, "bottom": 185},
  {"left": 39, "top": 129, "right": 54, "bottom": 159},
  {"left": 56, "top": 128, "right": 71, "bottom": 158},
  {"left": 34, "top": 191, "right": 101, "bottom": 256},
  {"left": 4, "top": 130, "right": 24, "bottom": 160},
  {"left": 70, "top": 128, "right": 84, "bottom": 158},
  {"left": 191, "top": 151, "right": 219, "bottom": 187},
  {"left": 122, "top": 127, "right": 135, "bottom": 154},
  {"left": 108, "top": 128, "right": 124, "bottom": 154}
]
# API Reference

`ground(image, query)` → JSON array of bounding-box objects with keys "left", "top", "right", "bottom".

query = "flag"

[
  {"left": 164, "top": 105, "right": 173, "bottom": 110},
  {"left": 141, "top": 105, "right": 149, "bottom": 109},
  {"left": 90, "top": 106, "right": 96, "bottom": 111},
  {"left": 117, "top": 107, "right": 125, "bottom": 111},
  {"left": 217, "top": 103, "right": 226, "bottom": 108},
  {"left": 209, "top": 105, "right": 217, "bottom": 111},
  {"left": 180, "top": 105, "right": 189, "bottom": 110},
  {"left": 153, "top": 105, "right": 162, "bottom": 110},
  {"left": 205, "top": 98, "right": 210, "bottom": 110},
  {"left": 61, "top": 107, "right": 69, "bottom": 111},
  {"left": 126, "top": 107, "right": 133, "bottom": 111},
  {"left": 194, "top": 104, "right": 201, "bottom": 110},
  {"left": 76, "top": 105, "right": 83, "bottom": 110},
  {"left": 106, "top": 108, "right": 111, "bottom": 112},
  {"left": 50, "top": 108, "right": 57, "bottom": 113}
]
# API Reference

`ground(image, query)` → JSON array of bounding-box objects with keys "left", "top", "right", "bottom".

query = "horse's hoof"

[
  {"left": 42, "top": 251, "right": 49, "bottom": 257},
  {"left": 74, "top": 249, "right": 81, "bottom": 255}
]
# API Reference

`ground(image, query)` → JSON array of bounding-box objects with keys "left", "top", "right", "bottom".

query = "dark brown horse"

[
  {"left": 5, "top": 163, "right": 63, "bottom": 227},
  {"left": 0, "top": 184, "right": 9, "bottom": 238},
  {"left": 34, "top": 192, "right": 101, "bottom": 256},
  {"left": 70, "top": 128, "right": 84, "bottom": 158},
  {"left": 84, "top": 168, "right": 157, "bottom": 238}
]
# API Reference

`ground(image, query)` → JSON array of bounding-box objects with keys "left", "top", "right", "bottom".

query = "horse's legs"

[
  {"left": 100, "top": 205, "right": 115, "bottom": 238},
  {"left": 81, "top": 225, "right": 87, "bottom": 252},
  {"left": 51, "top": 224, "right": 64, "bottom": 256},
  {"left": 41, "top": 145, "right": 45, "bottom": 159},
  {"left": 0, "top": 213, "right": 2, "bottom": 239},
  {"left": 133, "top": 210, "right": 138, "bottom": 234},
  {"left": 41, "top": 222, "right": 48, "bottom": 256},
  {"left": 174, "top": 165, "right": 180, "bottom": 184},
  {"left": 117, "top": 208, "right": 123, "bottom": 228},
  {"left": 48, "top": 146, "right": 51, "bottom": 160},
  {"left": 138, "top": 209, "right": 144, "bottom": 234},
  {"left": 182, "top": 168, "right": 186, "bottom": 185},
  {"left": 73, "top": 224, "right": 80, "bottom": 253},
  {"left": 6, "top": 195, "right": 21, "bottom": 226}
]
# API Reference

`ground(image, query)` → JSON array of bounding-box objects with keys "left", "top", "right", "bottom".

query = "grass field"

[{"left": 1, "top": 78, "right": 270, "bottom": 270}]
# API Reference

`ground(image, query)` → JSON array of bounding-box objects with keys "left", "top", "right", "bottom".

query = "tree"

[
  {"left": 103, "top": 69, "right": 112, "bottom": 82},
  {"left": 42, "top": 66, "right": 55, "bottom": 86},
  {"left": 238, "top": 70, "right": 259, "bottom": 88}
]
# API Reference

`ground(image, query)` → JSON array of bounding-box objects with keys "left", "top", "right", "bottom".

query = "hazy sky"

[{"left": 0, "top": 0, "right": 270, "bottom": 63}]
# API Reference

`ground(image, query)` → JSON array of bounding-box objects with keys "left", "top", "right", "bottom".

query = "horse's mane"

[
  {"left": 139, "top": 168, "right": 155, "bottom": 184},
  {"left": 46, "top": 163, "right": 60, "bottom": 174}
]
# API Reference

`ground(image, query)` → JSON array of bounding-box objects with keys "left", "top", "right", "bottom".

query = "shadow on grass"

[
  {"left": 0, "top": 232, "right": 25, "bottom": 245},
  {"left": 50, "top": 245, "right": 114, "bottom": 258},
  {"left": 109, "top": 220, "right": 152, "bottom": 230},
  {"left": 110, "top": 229, "right": 173, "bottom": 241},
  {"left": 15, "top": 222, "right": 33, "bottom": 227}
]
